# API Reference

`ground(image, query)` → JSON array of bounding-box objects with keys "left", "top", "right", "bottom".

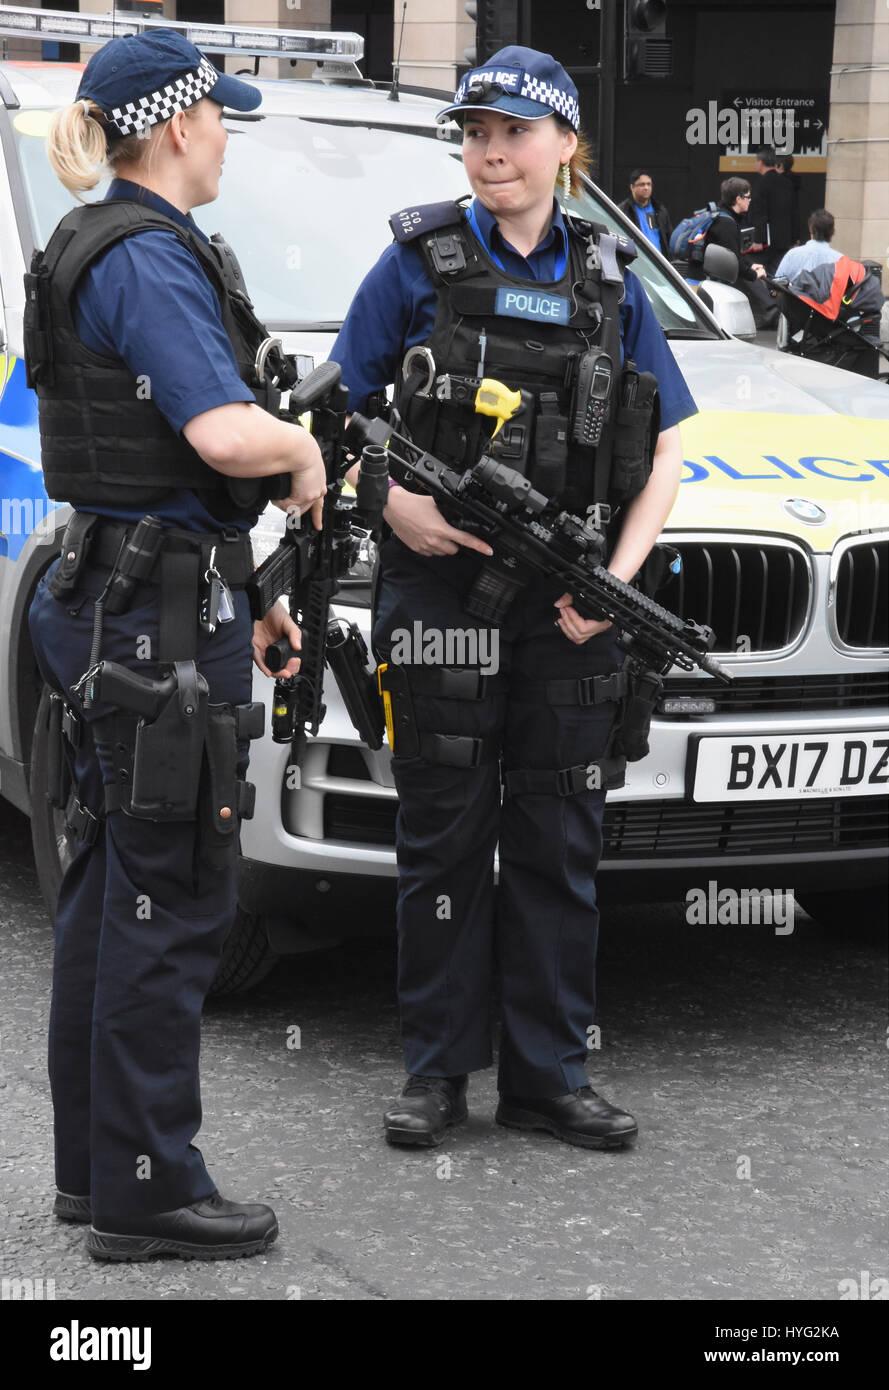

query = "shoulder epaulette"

[{"left": 389, "top": 201, "right": 465, "bottom": 244}]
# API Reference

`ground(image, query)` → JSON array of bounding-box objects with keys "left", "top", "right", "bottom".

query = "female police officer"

[
  {"left": 26, "top": 29, "right": 325, "bottom": 1259},
  {"left": 332, "top": 47, "right": 697, "bottom": 1151}
]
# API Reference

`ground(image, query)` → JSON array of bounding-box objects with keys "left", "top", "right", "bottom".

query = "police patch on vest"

[{"left": 494, "top": 288, "right": 570, "bottom": 325}]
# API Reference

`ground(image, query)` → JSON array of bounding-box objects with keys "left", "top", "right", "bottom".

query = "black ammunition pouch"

[
  {"left": 608, "top": 368, "right": 660, "bottom": 509},
  {"left": 48, "top": 512, "right": 99, "bottom": 598},
  {"left": 611, "top": 668, "right": 664, "bottom": 763},
  {"left": 531, "top": 392, "right": 569, "bottom": 498}
]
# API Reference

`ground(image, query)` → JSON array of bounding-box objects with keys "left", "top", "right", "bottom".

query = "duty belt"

[
  {"left": 53, "top": 513, "right": 255, "bottom": 664},
  {"left": 71, "top": 516, "right": 255, "bottom": 589}
]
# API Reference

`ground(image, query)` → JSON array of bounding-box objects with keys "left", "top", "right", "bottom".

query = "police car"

[{"left": 1, "top": 9, "right": 886, "bottom": 992}]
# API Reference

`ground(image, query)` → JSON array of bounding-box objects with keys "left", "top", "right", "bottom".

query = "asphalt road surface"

[{"left": 1, "top": 795, "right": 886, "bottom": 1302}]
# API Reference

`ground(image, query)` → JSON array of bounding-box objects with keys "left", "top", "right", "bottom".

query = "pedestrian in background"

[
  {"left": 775, "top": 209, "right": 842, "bottom": 280},
  {"left": 618, "top": 168, "right": 673, "bottom": 256},
  {"left": 749, "top": 147, "right": 794, "bottom": 274}
]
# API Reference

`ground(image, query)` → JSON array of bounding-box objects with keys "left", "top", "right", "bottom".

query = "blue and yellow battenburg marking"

[{"left": 0, "top": 354, "right": 58, "bottom": 562}]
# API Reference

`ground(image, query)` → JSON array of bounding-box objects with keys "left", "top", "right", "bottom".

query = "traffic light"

[
  {"left": 464, "top": 2, "right": 520, "bottom": 68},
  {"left": 623, "top": 0, "right": 672, "bottom": 79}
]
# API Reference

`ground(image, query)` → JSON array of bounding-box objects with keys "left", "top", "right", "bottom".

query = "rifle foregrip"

[{"left": 266, "top": 637, "right": 298, "bottom": 674}]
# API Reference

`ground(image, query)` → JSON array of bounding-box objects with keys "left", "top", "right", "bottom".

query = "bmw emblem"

[{"left": 784, "top": 497, "right": 827, "bottom": 525}]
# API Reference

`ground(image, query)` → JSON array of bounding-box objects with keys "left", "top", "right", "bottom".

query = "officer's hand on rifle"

[
  {"left": 384, "top": 487, "right": 494, "bottom": 559},
  {"left": 272, "top": 432, "right": 327, "bottom": 530},
  {"left": 251, "top": 600, "right": 301, "bottom": 678},
  {"left": 553, "top": 593, "right": 613, "bottom": 645}
]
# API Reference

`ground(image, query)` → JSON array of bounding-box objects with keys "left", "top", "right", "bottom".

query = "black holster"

[
  {"left": 128, "top": 661, "right": 208, "bottom": 820},
  {"left": 90, "top": 660, "right": 264, "bottom": 831}
]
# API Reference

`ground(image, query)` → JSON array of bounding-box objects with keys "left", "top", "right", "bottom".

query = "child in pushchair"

[{"left": 772, "top": 256, "right": 888, "bottom": 380}]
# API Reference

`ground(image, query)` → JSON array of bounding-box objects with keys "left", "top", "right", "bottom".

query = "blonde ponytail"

[
  {"left": 47, "top": 96, "right": 202, "bottom": 199},
  {"left": 47, "top": 99, "right": 112, "bottom": 196}
]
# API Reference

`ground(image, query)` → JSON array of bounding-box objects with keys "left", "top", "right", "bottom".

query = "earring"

[{"left": 559, "top": 162, "right": 571, "bottom": 200}]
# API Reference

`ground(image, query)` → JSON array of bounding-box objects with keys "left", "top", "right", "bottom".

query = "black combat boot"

[
  {"left": 384, "top": 1074, "right": 469, "bottom": 1146},
  {"left": 496, "top": 1085, "right": 638, "bottom": 1149}
]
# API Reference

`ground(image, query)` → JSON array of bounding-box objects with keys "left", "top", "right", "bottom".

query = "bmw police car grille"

[
  {"left": 835, "top": 540, "right": 888, "bottom": 649},
  {"left": 660, "top": 671, "right": 889, "bottom": 714},
  {"left": 322, "top": 793, "right": 888, "bottom": 857},
  {"left": 658, "top": 541, "right": 810, "bottom": 653},
  {"left": 602, "top": 798, "right": 888, "bottom": 858}
]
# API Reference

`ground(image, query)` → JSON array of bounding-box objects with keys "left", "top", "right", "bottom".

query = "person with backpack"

[{"left": 703, "top": 179, "right": 765, "bottom": 277}]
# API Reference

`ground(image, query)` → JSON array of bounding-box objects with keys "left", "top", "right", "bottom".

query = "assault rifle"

[
  {"left": 246, "top": 362, "right": 390, "bottom": 767},
  {"left": 346, "top": 390, "right": 731, "bottom": 688}
]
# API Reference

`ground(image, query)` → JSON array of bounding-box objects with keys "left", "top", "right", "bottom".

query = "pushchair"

[{"left": 772, "top": 256, "right": 888, "bottom": 380}]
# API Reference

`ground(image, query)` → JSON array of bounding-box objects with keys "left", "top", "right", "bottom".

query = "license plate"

[{"left": 691, "top": 731, "right": 889, "bottom": 802}]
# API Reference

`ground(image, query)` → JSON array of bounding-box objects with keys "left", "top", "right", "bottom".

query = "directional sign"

[{"left": 718, "top": 91, "right": 829, "bottom": 173}]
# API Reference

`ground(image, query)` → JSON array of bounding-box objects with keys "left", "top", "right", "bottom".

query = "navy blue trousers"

[
  {"left": 29, "top": 556, "right": 253, "bottom": 1226},
  {"left": 372, "top": 537, "right": 624, "bottom": 1098}
]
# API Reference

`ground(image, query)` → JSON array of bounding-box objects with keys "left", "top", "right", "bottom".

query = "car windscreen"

[{"left": 12, "top": 107, "right": 712, "bottom": 335}]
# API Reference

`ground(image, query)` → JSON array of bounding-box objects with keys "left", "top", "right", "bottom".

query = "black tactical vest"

[
  {"left": 23, "top": 199, "right": 286, "bottom": 518},
  {"left": 388, "top": 198, "right": 637, "bottom": 515}
]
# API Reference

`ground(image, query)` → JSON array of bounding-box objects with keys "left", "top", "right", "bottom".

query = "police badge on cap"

[{"left": 436, "top": 45, "right": 580, "bottom": 131}]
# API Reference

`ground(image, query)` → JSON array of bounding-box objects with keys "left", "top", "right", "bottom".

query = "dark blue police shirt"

[
  {"left": 632, "top": 201, "right": 663, "bottom": 252},
  {"left": 329, "top": 196, "right": 697, "bottom": 432},
  {"left": 73, "top": 178, "right": 257, "bottom": 532}
]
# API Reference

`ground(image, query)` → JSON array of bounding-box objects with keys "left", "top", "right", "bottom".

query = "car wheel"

[
  {"left": 209, "top": 908, "right": 279, "bottom": 997},
  {"left": 795, "top": 887, "right": 887, "bottom": 941},
  {"left": 29, "top": 683, "right": 279, "bottom": 995}
]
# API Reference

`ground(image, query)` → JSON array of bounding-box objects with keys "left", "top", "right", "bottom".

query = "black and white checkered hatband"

[
  {"left": 519, "top": 74, "right": 580, "bottom": 130},
  {"left": 107, "top": 56, "right": 219, "bottom": 138}
]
